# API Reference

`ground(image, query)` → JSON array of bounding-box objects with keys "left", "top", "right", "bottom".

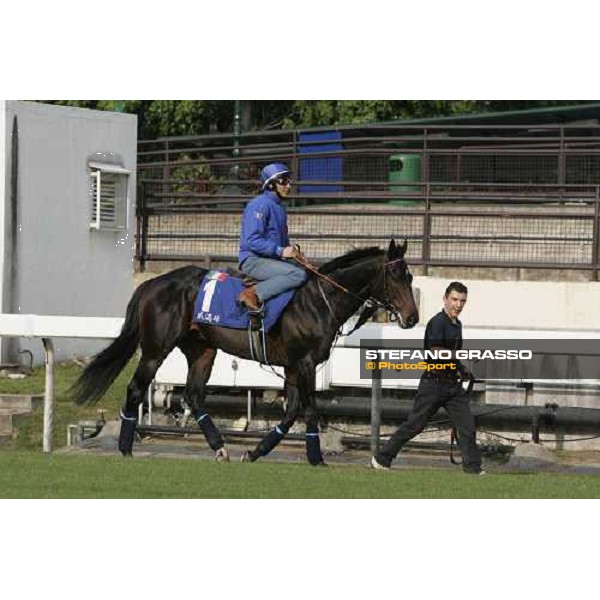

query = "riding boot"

[{"left": 237, "top": 286, "right": 263, "bottom": 313}]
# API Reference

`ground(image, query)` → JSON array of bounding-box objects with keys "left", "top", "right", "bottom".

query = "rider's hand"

[{"left": 281, "top": 246, "right": 297, "bottom": 259}]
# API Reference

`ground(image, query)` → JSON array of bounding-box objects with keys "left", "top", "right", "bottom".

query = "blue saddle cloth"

[{"left": 192, "top": 270, "right": 296, "bottom": 331}]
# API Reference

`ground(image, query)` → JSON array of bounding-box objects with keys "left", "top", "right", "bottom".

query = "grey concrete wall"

[
  {"left": 0, "top": 101, "right": 7, "bottom": 317},
  {"left": 416, "top": 277, "right": 600, "bottom": 330},
  {"left": 0, "top": 101, "right": 137, "bottom": 364}
]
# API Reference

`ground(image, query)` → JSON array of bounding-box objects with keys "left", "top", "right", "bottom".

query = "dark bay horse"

[{"left": 72, "top": 239, "right": 419, "bottom": 465}]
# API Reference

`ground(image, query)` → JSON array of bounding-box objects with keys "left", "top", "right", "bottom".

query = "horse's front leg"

[
  {"left": 241, "top": 366, "right": 301, "bottom": 462},
  {"left": 299, "top": 360, "right": 325, "bottom": 466},
  {"left": 304, "top": 404, "right": 324, "bottom": 465}
]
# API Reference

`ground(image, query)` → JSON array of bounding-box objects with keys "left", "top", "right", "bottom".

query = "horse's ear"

[
  {"left": 398, "top": 239, "right": 408, "bottom": 258},
  {"left": 388, "top": 238, "right": 397, "bottom": 257}
]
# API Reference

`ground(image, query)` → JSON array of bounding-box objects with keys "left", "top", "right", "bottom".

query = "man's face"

[
  {"left": 274, "top": 177, "right": 292, "bottom": 198},
  {"left": 443, "top": 290, "right": 467, "bottom": 320}
]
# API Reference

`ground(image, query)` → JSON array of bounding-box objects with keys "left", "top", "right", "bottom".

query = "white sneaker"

[{"left": 371, "top": 456, "right": 389, "bottom": 471}]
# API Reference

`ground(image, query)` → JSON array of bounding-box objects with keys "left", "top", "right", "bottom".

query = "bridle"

[
  {"left": 380, "top": 256, "right": 410, "bottom": 323},
  {"left": 293, "top": 250, "right": 410, "bottom": 325}
]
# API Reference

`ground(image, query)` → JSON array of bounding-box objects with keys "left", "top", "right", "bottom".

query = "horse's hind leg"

[
  {"left": 118, "top": 273, "right": 197, "bottom": 456},
  {"left": 119, "top": 355, "right": 163, "bottom": 456},
  {"left": 179, "top": 338, "right": 226, "bottom": 461},
  {"left": 242, "top": 365, "right": 301, "bottom": 462}
]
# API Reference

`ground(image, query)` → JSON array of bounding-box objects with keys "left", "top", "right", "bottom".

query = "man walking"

[{"left": 371, "top": 281, "right": 485, "bottom": 475}]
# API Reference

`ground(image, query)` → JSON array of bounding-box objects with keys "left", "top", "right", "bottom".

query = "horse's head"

[{"left": 381, "top": 238, "right": 419, "bottom": 329}]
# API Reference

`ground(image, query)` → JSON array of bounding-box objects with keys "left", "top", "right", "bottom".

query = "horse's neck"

[{"left": 325, "top": 256, "right": 382, "bottom": 324}]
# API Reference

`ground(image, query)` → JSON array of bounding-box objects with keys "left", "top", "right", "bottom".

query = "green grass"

[
  {"left": 0, "top": 360, "right": 136, "bottom": 450},
  {"left": 3, "top": 361, "right": 600, "bottom": 498},
  {"left": 1, "top": 450, "right": 600, "bottom": 498}
]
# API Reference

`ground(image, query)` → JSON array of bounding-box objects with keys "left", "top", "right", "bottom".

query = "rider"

[{"left": 237, "top": 163, "right": 308, "bottom": 312}]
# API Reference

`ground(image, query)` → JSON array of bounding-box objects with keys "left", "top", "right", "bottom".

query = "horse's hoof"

[
  {"left": 215, "top": 448, "right": 229, "bottom": 463},
  {"left": 120, "top": 451, "right": 133, "bottom": 458},
  {"left": 240, "top": 450, "right": 256, "bottom": 463},
  {"left": 370, "top": 455, "right": 389, "bottom": 470}
]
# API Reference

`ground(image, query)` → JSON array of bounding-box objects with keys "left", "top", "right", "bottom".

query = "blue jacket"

[{"left": 239, "top": 190, "right": 289, "bottom": 265}]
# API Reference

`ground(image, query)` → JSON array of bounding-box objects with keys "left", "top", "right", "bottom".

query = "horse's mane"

[{"left": 319, "top": 246, "right": 384, "bottom": 275}]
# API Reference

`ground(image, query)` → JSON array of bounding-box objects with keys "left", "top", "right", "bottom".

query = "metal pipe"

[
  {"left": 159, "top": 393, "right": 600, "bottom": 435},
  {"left": 232, "top": 100, "right": 241, "bottom": 180},
  {"left": 75, "top": 420, "right": 105, "bottom": 445},
  {"left": 147, "top": 383, "right": 153, "bottom": 425},
  {"left": 594, "top": 185, "right": 600, "bottom": 282},
  {"left": 3, "top": 116, "right": 20, "bottom": 364},
  {"left": 135, "top": 424, "right": 513, "bottom": 456},
  {"left": 370, "top": 369, "right": 381, "bottom": 454},
  {"left": 532, "top": 414, "right": 541, "bottom": 444},
  {"left": 42, "top": 337, "right": 54, "bottom": 453},
  {"left": 341, "top": 436, "right": 513, "bottom": 454},
  {"left": 138, "top": 424, "right": 306, "bottom": 442}
]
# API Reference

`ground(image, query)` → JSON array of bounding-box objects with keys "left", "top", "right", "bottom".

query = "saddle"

[
  {"left": 227, "top": 269, "right": 269, "bottom": 364},
  {"left": 227, "top": 269, "right": 264, "bottom": 316},
  {"left": 242, "top": 274, "right": 258, "bottom": 288},
  {"left": 192, "top": 268, "right": 294, "bottom": 332},
  {"left": 225, "top": 267, "right": 257, "bottom": 288}
]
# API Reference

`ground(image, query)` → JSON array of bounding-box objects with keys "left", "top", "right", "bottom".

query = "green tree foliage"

[
  {"left": 282, "top": 100, "right": 595, "bottom": 128},
  {"left": 141, "top": 100, "right": 234, "bottom": 138},
  {"left": 40, "top": 100, "right": 234, "bottom": 138},
  {"left": 38, "top": 100, "right": 595, "bottom": 138}
]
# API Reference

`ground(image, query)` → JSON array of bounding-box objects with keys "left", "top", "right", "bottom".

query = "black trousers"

[{"left": 377, "top": 376, "right": 482, "bottom": 472}]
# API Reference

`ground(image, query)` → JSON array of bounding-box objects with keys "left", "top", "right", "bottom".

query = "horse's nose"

[{"left": 404, "top": 313, "right": 419, "bottom": 328}]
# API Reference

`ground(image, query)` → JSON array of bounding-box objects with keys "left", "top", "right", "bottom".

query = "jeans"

[
  {"left": 377, "top": 376, "right": 482, "bottom": 472},
  {"left": 240, "top": 256, "right": 308, "bottom": 302}
]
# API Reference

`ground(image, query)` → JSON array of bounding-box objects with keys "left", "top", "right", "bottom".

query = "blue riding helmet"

[{"left": 261, "top": 163, "right": 292, "bottom": 189}]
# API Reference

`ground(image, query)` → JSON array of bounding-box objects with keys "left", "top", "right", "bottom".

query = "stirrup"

[
  {"left": 248, "top": 304, "right": 264, "bottom": 316},
  {"left": 249, "top": 314, "right": 264, "bottom": 333}
]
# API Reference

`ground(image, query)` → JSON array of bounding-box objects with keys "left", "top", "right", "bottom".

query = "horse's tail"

[{"left": 71, "top": 284, "right": 145, "bottom": 405}]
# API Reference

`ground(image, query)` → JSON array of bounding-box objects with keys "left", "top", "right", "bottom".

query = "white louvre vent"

[{"left": 89, "top": 162, "right": 130, "bottom": 230}]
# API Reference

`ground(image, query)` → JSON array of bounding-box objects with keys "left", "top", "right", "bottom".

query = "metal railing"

[
  {"left": 136, "top": 179, "right": 600, "bottom": 278},
  {"left": 138, "top": 124, "right": 600, "bottom": 188},
  {"left": 136, "top": 124, "right": 600, "bottom": 277}
]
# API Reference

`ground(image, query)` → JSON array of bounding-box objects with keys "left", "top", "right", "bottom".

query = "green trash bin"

[{"left": 389, "top": 154, "right": 422, "bottom": 204}]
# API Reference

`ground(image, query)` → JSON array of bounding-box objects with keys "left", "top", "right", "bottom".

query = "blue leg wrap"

[
  {"left": 306, "top": 424, "right": 323, "bottom": 465},
  {"left": 118, "top": 409, "right": 137, "bottom": 456},
  {"left": 196, "top": 413, "right": 224, "bottom": 451},
  {"left": 253, "top": 422, "right": 290, "bottom": 458}
]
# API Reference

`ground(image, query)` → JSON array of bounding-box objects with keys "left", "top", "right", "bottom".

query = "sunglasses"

[{"left": 275, "top": 177, "right": 293, "bottom": 186}]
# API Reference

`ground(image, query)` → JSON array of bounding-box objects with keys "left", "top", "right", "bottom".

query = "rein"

[
  {"left": 293, "top": 253, "right": 365, "bottom": 301},
  {"left": 293, "top": 249, "right": 406, "bottom": 320}
]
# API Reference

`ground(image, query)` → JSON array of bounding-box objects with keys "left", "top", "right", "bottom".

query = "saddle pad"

[{"left": 192, "top": 270, "right": 295, "bottom": 331}]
